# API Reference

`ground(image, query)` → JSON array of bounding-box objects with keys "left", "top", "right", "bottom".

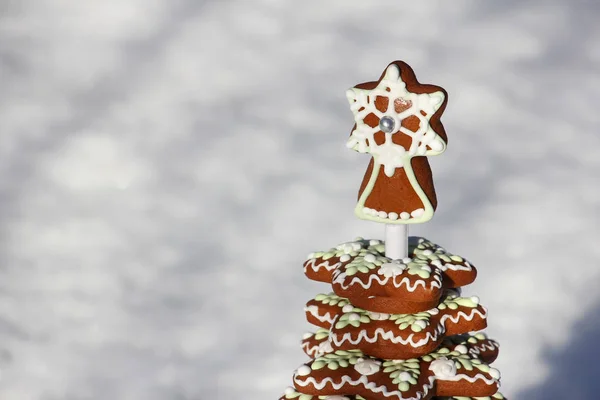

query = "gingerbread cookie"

[
  {"left": 292, "top": 336, "right": 500, "bottom": 400},
  {"left": 279, "top": 388, "right": 366, "bottom": 400},
  {"left": 305, "top": 290, "right": 487, "bottom": 359},
  {"left": 443, "top": 333, "right": 500, "bottom": 364},
  {"left": 304, "top": 237, "right": 476, "bottom": 314},
  {"left": 435, "top": 393, "right": 505, "bottom": 400},
  {"left": 302, "top": 332, "right": 499, "bottom": 366},
  {"left": 302, "top": 329, "right": 334, "bottom": 359},
  {"left": 346, "top": 61, "right": 448, "bottom": 224},
  {"left": 304, "top": 239, "right": 384, "bottom": 283}
]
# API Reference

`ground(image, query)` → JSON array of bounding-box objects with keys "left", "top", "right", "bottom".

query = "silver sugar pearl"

[{"left": 379, "top": 116, "right": 396, "bottom": 133}]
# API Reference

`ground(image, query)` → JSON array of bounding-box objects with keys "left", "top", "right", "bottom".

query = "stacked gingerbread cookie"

[{"left": 279, "top": 61, "right": 504, "bottom": 399}]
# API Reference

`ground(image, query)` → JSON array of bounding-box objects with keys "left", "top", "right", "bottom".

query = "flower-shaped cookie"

[
  {"left": 304, "top": 237, "right": 476, "bottom": 314},
  {"left": 292, "top": 337, "right": 500, "bottom": 400},
  {"left": 279, "top": 387, "right": 366, "bottom": 400},
  {"left": 347, "top": 61, "right": 448, "bottom": 224},
  {"left": 306, "top": 290, "right": 487, "bottom": 359},
  {"left": 304, "top": 238, "right": 384, "bottom": 283}
]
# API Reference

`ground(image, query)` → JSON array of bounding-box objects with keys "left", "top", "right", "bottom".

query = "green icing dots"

[
  {"left": 389, "top": 311, "right": 431, "bottom": 332},
  {"left": 443, "top": 396, "right": 503, "bottom": 400},
  {"left": 382, "top": 359, "right": 421, "bottom": 391},
  {"left": 314, "top": 293, "right": 350, "bottom": 308},
  {"left": 307, "top": 239, "right": 385, "bottom": 262},
  {"left": 423, "top": 347, "right": 492, "bottom": 376},
  {"left": 343, "top": 252, "right": 386, "bottom": 277},
  {"left": 410, "top": 238, "right": 468, "bottom": 268},
  {"left": 404, "top": 261, "right": 433, "bottom": 279},
  {"left": 284, "top": 392, "right": 314, "bottom": 400},
  {"left": 438, "top": 292, "right": 479, "bottom": 310},
  {"left": 311, "top": 350, "right": 362, "bottom": 371},
  {"left": 284, "top": 391, "right": 369, "bottom": 400},
  {"left": 314, "top": 328, "right": 329, "bottom": 341},
  {"left": 335, "top": 312, "right": 371, "bottom": 329}
]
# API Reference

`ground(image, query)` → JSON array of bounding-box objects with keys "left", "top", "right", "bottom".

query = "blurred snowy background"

[{"left": 0, "top": 0, "right": 599, "bottom": 399}]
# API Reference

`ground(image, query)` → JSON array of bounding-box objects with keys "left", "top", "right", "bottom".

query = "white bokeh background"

[{"left": 1, "top": 1, "right": 599, "bottom": 399}]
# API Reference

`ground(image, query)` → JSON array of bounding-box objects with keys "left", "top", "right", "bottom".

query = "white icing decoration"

[
  {"left": 471, "top": 296, "right": 480, "bottom": 305},
  {"left": 368, "top": 311, "right": 390, "bottom": 321},
  {"left": 354, "top": 359, "right": 382, "bottom": 375},
  {"left": 347, "top": 64, "right": 446, "bottom": 224},
  {"left": 378, "top": 262, "right": 406, "bottom": 277},
  {"left": 305, "top": 305, "right": 335, "bottom": 324},
  {"left": 364, "top": 253, "right": 377, "bottom": 263},
  {"left": 296, "top": 365, "right": 311, "bottom": 376},
  {"left": 334, "top": 270, "right": 442, "bottom": 293},
  {"left": 348, "top": 313, "right": 361, "bottom": 322},
  {"left": 294, "top": 374, "right": 436, "bottom": 399},
  {"left": 429, "top": 357, "right": 457, "bottom": 379},
  {"left": 302, "top": 332, "right": 313, "bottom": 340},
  {"left": 342, "top": 304, "right": 354, "bottom": 313},
  {"left": 454, "top": 344, "right": 468, "bottom": 354},
  {"left": 284, "top": 386, "right": 295, "bottom": 395},
  {"left": 323, "top": 396, "right": 350, "bottom": 400},
  {"left": 317, "top": 340, "right": 333, "bottom": 356},
  {"left": 331, "top": 307, "right": 487, "bottom": 348},
  {"left": 489, "top": 367, "right": 501, "bottom": 380},
  {"left": 398, "top": 371, "right": 412, "bottom": 382}
]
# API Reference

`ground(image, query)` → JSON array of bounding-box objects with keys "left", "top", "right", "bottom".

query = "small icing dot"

[
  {"left": 470, "top": 296, "right": 480, "bottom": 305},
  {"left": 398, "top": 371, "right": 412, "bottom": 381},
  {"left": 421, "top": 249, "right": 433, "bottom": 256},
  {"left": 489, "top": 368, "right": 501, "bottom": 379},
  {"left": 454, "top": 344, "right": 468, "bottom": 354},
  {"left": 354, "top": 359, "right": 381, "bottom": 375},
  {"left": 400, "top": 212, "right": 410, "bottom": 220},
  {"left": 342, "top": 304, "right": 354, "bottom": 313},
  {"left": 388, "top": 212, "right": 398, "bottom": 220},
  {"left": 302, "top": 332, "right": 313, "bottom": 340},
  {"left": 340, "top": 254, "right": 351, "bottom": 262},
  {"left": 364, "top": 254, "right": 377, "bottom": 263},
  {"left": 377, "top": 211, "right": 388, "bottom": 218},
  {"left": 413, "top": 320, "right": 427, "bottom": 329},
  {"left": 284, "top": 387, "right": 295, "bottom": 395},
  {"left": 318, "top": 341, "right": 333, "bottom": 354},
  {"left": 411, "top": 208, "right": 425, "bottom": 218},
  {"left": 296, "top": 365, "right": 311, "bottom": 376},
  {"left": 348, "top": 313, "right": 360, "bottom": 321}
]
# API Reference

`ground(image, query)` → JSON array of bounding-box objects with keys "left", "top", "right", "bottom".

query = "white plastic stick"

[{"left": 385, "top": 224, "right": 408, "bottom": 260}]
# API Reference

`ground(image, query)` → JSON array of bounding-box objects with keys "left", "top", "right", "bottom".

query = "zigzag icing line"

[
  {"left": 331, "top": 308, "right": 487, "bottom": 348},
  {"left": 301, "top": 341, "right": 319, "bottom": 356},
  {"left": 430, "top": 259, "right": 473, "bottom": 272},
  {"left": 334, "top": 272, "right": 441, "bottom": 292},
  {"left": 294, "top": 375, "right": 435, "bottom": 400},
  {"left": 469, "top": 341, "right": 499, "bottom": 356},
  {"left": 305, "top": 306, "right": 335, "bottom": 324},
  {"left": 305, "top": 259, "right": 342, "bottom": 273},
  {"left": 437, "top": 373, "right": 497, "bottom": 385}
]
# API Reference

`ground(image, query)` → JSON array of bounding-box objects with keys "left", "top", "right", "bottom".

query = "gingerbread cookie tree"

[{"left": 279, "top": 61, "right": 504, "bottom": 400}]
